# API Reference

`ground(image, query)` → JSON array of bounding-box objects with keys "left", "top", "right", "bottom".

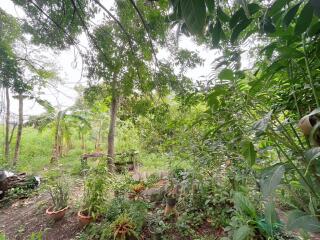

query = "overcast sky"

[{"left": 1, "top": 0, "right": 251, "bottom": 119}]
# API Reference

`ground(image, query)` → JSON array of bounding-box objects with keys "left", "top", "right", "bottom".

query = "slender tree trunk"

[
  {"left": 51, "top": 120, "right": 60, "bottom": 163},
  {"left": 81, "top": 133, "right": 85, "bottom": 150},
  {"left": 95, "top": 120, "right": 102, "bottom": 151},
  {"left": 4, "top": 87, "right": 10, "bottom": 162},
  {"left": 107, "top": 95, "right": 119, "bottom": 172},
  {"left": 8, "top": 123, "right": 17, "bottom": 145},
  {"left": 13, "top": 93, "right": 23, "bottom": 166}
]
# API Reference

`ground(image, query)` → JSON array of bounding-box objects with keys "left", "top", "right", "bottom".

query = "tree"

[
  {"left": 0, "top": 9, "right": 21, "bottom": 162},
  {"left": 84, "top": 0, "right": 170, "bottom": 171}
]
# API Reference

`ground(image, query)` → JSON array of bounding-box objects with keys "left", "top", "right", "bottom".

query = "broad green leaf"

[
  {"left": 277, "top": 46, "right": 303, "bottom": 58},
  {"left": 218, "top": 69, "right": 234, "bottom": 80},
  {"left": 230, "top": 8, "right": 246, "bottom": 29},
  {"left": 233, "top": 225, "right": 252, "bottom": 240},
  {"left": 261, "top": 16, "right": 276, "bottom": 34},
  {"left": 234, "top": 192, "right": 256, "bottom": 217},
  {"left": 282, "top": 3, "right": 302, "bottom": 27},
  {"left": 180, "top": 0, "right": 206, "bottom": 35},
  {"left": 252, "top": 110, "right": 273, "bottom": 136},
  {"left": 261, "top": 165, "right": 285, "bottom": 198},
  {"left": 287, "top": 210, "right": 320, "bottom": 233},
  {"left": 268, "top": 0, "right": 289, "bottom": 16},
  {"left": 229, "top": 4, "right": 260, "bottom": 29},
  {"left": 261, "top": 42, "right": 277, "bottom": 58},
  {"left": 265, "top": 202, "right": 280, "bottom": 226},
  {"left": 231, "top": 18, "right": 252, "bottom": 44},
  {"left": 207, "top": 85, "right": 227, "bottom": 109},
  {"left": 205, "top": 0, "right": 215, "bottom": 14},
  {"left": 217, "top": 7, "right": 230, "bottom": 22},
  {"left": 294, "top": 1, "right": 314, "bottom": 35},
  {"left": 211, "top": 20, "right": 222, "bottom": 47},
  {"left": 308, "top": 21, "right": 320, "bottom": 36},
  {"left": 241, "top": 140, "right": 256, "bottom": 166},
  {"left": 248, "top": 3, "right": 261, "bottom": 15},
  {"left": 305, "top": 147, "right": 320, "bottom": 162}
]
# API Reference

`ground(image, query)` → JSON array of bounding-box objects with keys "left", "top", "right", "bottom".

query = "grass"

[{"left": 0, "top": 124, "right": 179, "bottom": 176}]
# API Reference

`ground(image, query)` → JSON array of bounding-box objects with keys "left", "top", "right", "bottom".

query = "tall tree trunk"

[
  {"left": 13, "top": 93, "right": 23, "bottom": 166},
  {"left": 107, "top": 96, "right": 118, "bottom": 172},
  {"left": 4, "top": 87, "right": 10, "bottom": 162}
]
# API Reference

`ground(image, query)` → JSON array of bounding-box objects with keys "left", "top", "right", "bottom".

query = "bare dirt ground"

[{"left": 0, "top": 180, "right": 84, "bottom": 240}]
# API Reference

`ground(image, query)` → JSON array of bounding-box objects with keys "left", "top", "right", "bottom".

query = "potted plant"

[
  {"left": 164, "top": 179, "right": 179, "bottom": 217},
  {"left": 78, "top": 170, "right": 106, "bottom": 225},
  {"left": 128, "top": 183, "right": 145, "bottom": 200},
  {"left": 46, "top": 180, "right": 69, "bottom": 221},
  {"left": 110, "top": 214, "right": 139, "bottom": 240}
]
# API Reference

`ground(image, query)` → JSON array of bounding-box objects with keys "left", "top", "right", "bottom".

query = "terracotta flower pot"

[
  {"left": 298, "top": 115, "right": 313, "bottom": 136},
  {"left": 77, "top": 210, "right": 93, "bottom": 226},
  {"left": 166, "top": 197, "right": 177, "bottom": 207},
  {"left": 46, "top": 206, "right": 69, "bottom": 221}
]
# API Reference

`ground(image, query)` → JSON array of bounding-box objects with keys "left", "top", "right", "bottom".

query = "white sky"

[{"left": 0, "top": 0, "right": 251, "bottom": 118}]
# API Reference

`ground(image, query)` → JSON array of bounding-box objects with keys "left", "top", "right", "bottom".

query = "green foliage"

[
  {"left": 287, "top": 210, "right": 320, "bottom": 233},
  {"left": 233, "top": 192, "right": 256, "bottom": 218},
  {"left": 180, "top": 0, "right": 206, "bottom": 35},
  {"left": 82, "top": 164, "right": 108, "bottom": 218},
  {"left": 260, "top": 165, "right": 285, "bottom": 199},
  {"left": 4, "top": 0, "right": 320, "bottom": 238},
  {"left": 48, "top": 179, "right": 69, "bottom": 211},
  {"left": 241, "top": 140, "right": 256, "bottom": 167},
  {"left": 12, "top": 0, "right": 93, "bottom": 49},
  {"left": 232, "top": 225, "right": 252, "bottom": 240},
  {"left": 79, "top": 197, "right": 148, "bottom": 239}
]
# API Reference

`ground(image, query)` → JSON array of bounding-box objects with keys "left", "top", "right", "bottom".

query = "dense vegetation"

[{"left": 1, "top": 0, "right": 320, "bottom": 239}]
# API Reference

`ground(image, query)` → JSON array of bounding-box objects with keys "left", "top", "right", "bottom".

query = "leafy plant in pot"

[
  {"left": 46, "top": 180, "right": 69, "bottom": 221},
  {"left": 164, "top": 182, "right": 179, "bottom": 217},
  {"left": 110, "top": 213, "right": 139, "bottom": 240},
  {"left": 78, "top": 168, "right": 106, "bottom": 225},
  {"left": 129, "top": 183, "right": 145, "bottom": 200}
]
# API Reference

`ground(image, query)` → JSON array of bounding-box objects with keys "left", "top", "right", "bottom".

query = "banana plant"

[{"left": 27, "top": 99, "right": 91, "bottom": 162}]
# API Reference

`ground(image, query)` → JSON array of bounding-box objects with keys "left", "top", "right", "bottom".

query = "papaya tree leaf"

[
  {"left": 294, "top": 1, "right": 314, "bottom": 35},
  {"left": 287, "top": 210, "right": 320, "bottom": 233},
  {"left": 233, "top": 225, "right": 252, "bottom": 240},
  {"left": 231, "top": 18, "right": 252, "bottom": 44},
  {"left": 260, "top": 165, "right": 285, "bottom": 198},
  {"left": 241, "top": 140, "right": 256, "bottom": 166},
  {"left": 180, "top": 0, "right": 206, "bottom": 35},
  {"left": 282, "top": 3, "right": 302, "bottom": 27}
]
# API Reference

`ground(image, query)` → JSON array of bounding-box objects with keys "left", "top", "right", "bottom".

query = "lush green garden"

[{"left": 1, "top": 0, "right": 320, "bottom": 239}]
